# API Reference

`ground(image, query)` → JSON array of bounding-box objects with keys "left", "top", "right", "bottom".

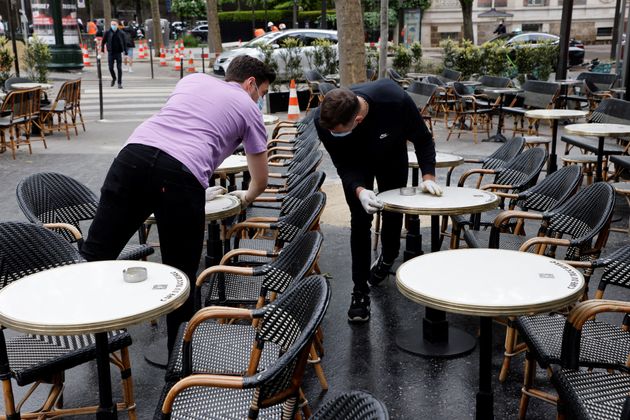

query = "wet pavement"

[{"left": 0, "top": 60, "right": 628, "bottom": 419}]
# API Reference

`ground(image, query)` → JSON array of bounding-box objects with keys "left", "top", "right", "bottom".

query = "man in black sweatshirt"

[
  {"left": 101, "top": 19, "right": 127, "bottom": 89},
  {"left": 314, "top": 79, "right": 439, "bottom": 322}
]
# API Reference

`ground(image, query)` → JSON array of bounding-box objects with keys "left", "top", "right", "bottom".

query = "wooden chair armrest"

[
  {"left": 43, "top": 222, "right": 83, "bottom": 241},
  {"left": 463, "top": 158, "right": 484, "bottom": 164},
  {"left": 493, "top": 191, "right": 519, "bottom": 200},
  {"left": 480, "top": 183, "right": 516, "bottom": 191},
  {"left": 252, "top": 196, "right": 281, "bottom": 203},
  {"left": 458, "top": 168, "right": 497, "bottom": 187},
  {"left": 266, "top": 146, "right": 294, "bottom": 154},
  {"left": 226, "top": 221, "right": 273, "bottom": 239},
  {"left": 493, "top": 210, "right": 543, "bottom": 228},
  {"left": 162, "top": 373, "right": 245, "bottom": 415},
  {"left": 195, "top": 265, "right": 255, "bottom": 287},
  {"left": 268, "top": 172, "right": 286, "bottom": 178},
  {"left": 275, "top": 132, "right": 298, "bottom": 138},
  {"left": 518, "top": 236, "right": 571, "bottom": 253},
  {"left": 263, "top": 187, "right": 282, "bottom": 194},
  {"left": 562, "top": 260, "right": 594, "bottom": 270},
  {"left": 268, "top": 153, "right": 294, "bottom": 162},
  {"left": 245, "top": 217, "right": 278, "bottom": 223},
  {"left": 219, "top": 248, "right": 277, "bottom": 265},
  {"left": 268, "top": 138, "right": 296, "bottom": 145}
]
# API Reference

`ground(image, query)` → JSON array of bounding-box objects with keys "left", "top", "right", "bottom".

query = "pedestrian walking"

[
  {"left": 494, "top": 20, "right": 507, "bottom": 35},
  {"left": 313, "top": 79, "right": 439, "bottom": 322},
  {"left": 101, "top": 19, "right": 128, "bottom": 89},
  {"left": 122, "top": 21, "right": 135, "bottom": 73},
  {"left": 80, "top": 55, "right": 275, "bottom": 355}
]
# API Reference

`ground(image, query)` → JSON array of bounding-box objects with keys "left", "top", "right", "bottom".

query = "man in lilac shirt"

[{"left": 81, "top": 55, "right": 275, "bottom": 353}]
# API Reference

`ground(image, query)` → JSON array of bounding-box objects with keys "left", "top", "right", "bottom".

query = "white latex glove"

[
  {"left": 358, "top": 189, "right": 384, "bottom": 214},
  {"left": 229, "top": 190, "right": 251, "bottom": 208},
  {"left": 419, "top": 180, "right": 443, "bottom": 196},
  {"left": 205, "top": 186, "right": 226, "bottom": 201}
]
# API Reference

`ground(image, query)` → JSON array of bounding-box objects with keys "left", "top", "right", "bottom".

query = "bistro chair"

[
  {"left": 0, "top": 88, "right": 46, "bottom": 159},
  {"left": 166, "top": 232, "right": 324, "bottom": 382},
  {"left": 465, "top": 136, "right": 526, "bottom": 173},
  {"left": 387, "top": 68, "right": 413, "bottom": 89},
  {"left": 491, "top": 182, "right": 616, "bottom": 382},
  {"left": 449, "top": 147, "right": 547, "bottom": 248},
  {"left": 227, "top": 192, "right": 327, "bottom": 265},
  {"left": 407, "top": 81, "right": 438, "bottom": 134},
  {"left": 0, "top": 222, "right": 136, "bottom": 419},
  {"left": 459, "top": 165, "right": 582, "bottom": 250},
  {"left": 16, "top": 172, "right": 154, "bottom": 261},
  {"left": 446, "top": 81, "right": 494, "bottom": 144},
  {"left": 271, "top": 112, "right": 316, "bottom": 139},
  {"left": 424, "top": 75, "right": 457, "bottom": 126},
  {"left": 503, "top": 80, "right": 561, "bottom": 136},
  {"left": 3, "top": 76, "right": 32, "bottom": 92},
  {"left": 266, "top": 150, "right": 323, "bottom": 191},
  {"left": 566, "top": 71, "right": 618, "bottom": 110},
  {"left": 311, "top": 391, "right": 390, "bottom": 420},
  {"left": 439, "top": 67, "right": 462, "bottom": 83},
  {"left": 40, "top": 79, "right": 82, "bottom": 140},
  {"left": 516, "top": 245, "right": 630, "bottom": 418},
  {"left": 304, "top": 70, "right": 338, "bottom": 112},
  {"left": 154, "top": 275, "right": 331, "bottom": 420}
]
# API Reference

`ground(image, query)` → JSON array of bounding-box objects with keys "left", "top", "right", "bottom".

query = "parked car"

[
  {"left": 213, "top": 29, "right": 338, "bottom": 77},
  {"left": 170, "top": 21, "right": 187, "bottom": 39},
  {"left": 188, "top": 24, "right": 209, "bottom": 42},
  {"left": 487, "top": 32, "right": 585, "bottom": 66}
]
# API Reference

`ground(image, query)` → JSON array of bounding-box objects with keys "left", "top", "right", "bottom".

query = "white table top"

[
  {"left": 525, "top": 109, "right": 588, "bottom": 120},
  {"left": 0, "top": 261, "right": 190, "bottom": 335},
  {"left": 146, "top": 195, "right": 241, "bottom": 224},
  {"left": 564, "top": 123, "right": 630, "bottom": 137},
  {"left": 11, "top": 82, "right": 53, "bottom": 90},
  {"left": 397, "top": 249, "right": 584, "bottom": 316},
  {"left": 446, "top": 80, "right": 482, "bottom": 86},
  {"left": 480, "top": 87, "right": 522, "bottom": 94},
  {"left": 406, "top": 73, "right": 434, "bottom": 79},
  {"left": 215, "top": 155, "right": 248, "bottom": 174},
  {"left": 554, "top": 79, "right": 582, "bottom": 85},
  {"left": 263, "top": 114, "right": 279, "bottom": 125},
  {"left": 408, "top": 151, "right": 464, "bottom": 169},
  {"left": 378, "top": 186, "right": 500, "bottom": 216}
]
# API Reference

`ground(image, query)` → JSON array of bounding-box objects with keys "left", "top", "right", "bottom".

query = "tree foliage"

[
  {"left": 171, "top": 0, "right": 207, "bottom": 18},
  {"left": 0, "top": 37, "right": 13, "bottom": 88}
]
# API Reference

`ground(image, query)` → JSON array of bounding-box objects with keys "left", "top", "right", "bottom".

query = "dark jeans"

[
  {"left": 108, "top": 52, "right": 123, "bottom": 85},
  {"left": 81, "top": 143, "right": 206, "bottom": 353},
  {"left": 344, "top": 163, "right": 408, "bottom": 295}
]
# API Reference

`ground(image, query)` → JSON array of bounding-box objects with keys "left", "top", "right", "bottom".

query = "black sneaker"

[
  {"left": 110, "top": 79, "right": 116, "bottom": 87},
  {"left": 368, "top": 256, "right": 393, "bottom": 287},
  {"left": 347, "top": 293, "right": 370, "bottom": 323},
  {"left": 118, "top": 84, "right": 123, "bottom": 89}
]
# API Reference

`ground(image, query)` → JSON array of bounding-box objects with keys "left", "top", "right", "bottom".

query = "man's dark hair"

[
  {"left": 225, "top": 55, "right": 276, "bottom": 86},
  {"left": 318, "top": 88, "right": 360, "bottom": 130}
]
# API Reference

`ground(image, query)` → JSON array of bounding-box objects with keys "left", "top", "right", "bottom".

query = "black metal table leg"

[
  {"left": 549, "top": 119, "right": 559, "bottom": 174},
  {"left": 483, "top": 93, "right": 507, "bottom": 143},
  {"left": 396, "top": 215, "right": 477, "bottom": 357},
  {"left": 205, "top": 221, "right": 222, "bottom": 268},
  {"left": 403, "top": 215, "right": 423, "bottom": 261},
  {"left": 476, "top": 317, "right": 494, "bottom": 420},
  {"left": 95, "top": 332, "right": 117, "bottom": 419},
  {"left": 595, "top": 135, "right": 605, "bottom": 182}
]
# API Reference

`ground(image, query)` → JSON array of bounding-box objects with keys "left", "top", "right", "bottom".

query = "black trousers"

[
  {"left": 81, "top": 144, "right": 206, "bottom": 353},
  {"left": 343, "top": 163, "right": 408, "bottom": 294},
  {"left": 108, "top": 52, "right": 123, "bottom": 85}
]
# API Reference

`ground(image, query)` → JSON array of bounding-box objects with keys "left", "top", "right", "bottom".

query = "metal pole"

[
  {"left": 97, "top": 54, "right": 104, "bottom": 120},
  {"left": 201, "top": 46, "right": 205, "bottom": 73},
  {"left": 7, "top": 0, "right": 19, "bottom": 76},
  {"left": 616, "top": 0, "right": 628, "bottom": 75},
  {"left": 19, "top": 0, "right": 28, "bottom": 43},
  {"left": 612, "top": 0, "right": 623, "bottom": 59},
  {"left": 293, "top": 0, "right": 298, "bottom": 28},
  {"left": 623, "top": 15, "right": 630, "bottom": 98},
  {"left": 556, "top": 0, "right": 574, "bottom": 80},
  {"left": 149, "top": 39, "right": 154, "bottom": 79},
  {"left": 378, "top": 0, "right": 389, "bottom": 79},
  {"left": 321, "top": 0, "right": 327, "bottom": 29},
  {"left": 180, "top": 53, "right": 184, "bottom": 79}
]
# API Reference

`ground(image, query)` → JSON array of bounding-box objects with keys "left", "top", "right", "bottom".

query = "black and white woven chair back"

[
  {"left": 521, "top": 80, "right": 560, "bottom": 108},
  {"left": 483, "top": 137, "right": 525, "bottom": 170},
  {"left": 281, "top": 171, "right": 326, "bottom": 216},
  {"left": 478, "top": 75, "right": 511, "bottom": 89},
  {"left": 494, "top": 147, "right": 547, "bottom": 191},
  {"left": 305, "top": 69, "right": 325, "bottom": 84},
  {"left": 425, "top": 76, "right": 446, "bottom": 87},
  {"left": 16, "top": 172, "right": 99, "bottom": 243},
  {"left": 596, "top": 245, "right": 630, "bottom": 291},
  {"left": 285, "top": 150, "right": 324, "bottom": 187},
  {"left": 259, "top": 231, "right": 323, "bottom": 293},
  {"left": 252, "top": 275, "right": 330, "bottom": 410},
  {"left": 277, "top": 192, "right": 326, "bottom": 244},
  {"left": 0, "top": 222, "right": 83, "bottom": 288},
  {"left": 312, "top": 390, "right": 390, "bottom": 420},
  {"left": 517, "top": 165, "right": 582, "bottom": 212},
  {"left": 544, "top": 182, "right": 615, "bottom": 260},
  {"left": 589, "top": 98, "right": 630, "bottom": 125},
  {"left": 407, "top": 82, "right": 437, "bottom": 109},
  {"left": 453, "top": 82, "right": 474, "bottom": 97},
  {"left": 441, "top": 68, "right": 461, "bottom": 82}
]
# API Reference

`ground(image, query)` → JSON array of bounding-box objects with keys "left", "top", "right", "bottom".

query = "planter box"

[{"left": 267, "top": 89, "right": 316, "bottom": 113}]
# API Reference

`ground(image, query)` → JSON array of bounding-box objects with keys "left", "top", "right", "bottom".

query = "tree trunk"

[
  {"left": 459, "top": 0, "right": 474, "bottom": 43},
  {"left": 378, "top": 0, "right": 388, "bottom": 79},
  {"left": 206, "top": 0, "right": 223, "bottom": 55},
  {"left": 149, "top": 0, "right": 162, "bottom": 54},
  {"left": 337, "top": 0, "right": 366, "bottom": 86},
  {"left": 102, "top": 0, "right": 111, "bottom": 28},
  {"left": 135, "top": 0, "right": 142, "bottom": 23}
]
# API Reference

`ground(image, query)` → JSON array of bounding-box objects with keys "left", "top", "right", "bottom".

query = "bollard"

[
  {"left": 148, "top": 39, "right": 154, "bottom": 80},
  {"left": 180, "top": 53, "right": 184, "bottom": 79},
  {"left": 97, "top": 54, "right": 104, "bottom": 120},
  {"left": 201, "top": 46, "right": 205, "bottom": 74}
]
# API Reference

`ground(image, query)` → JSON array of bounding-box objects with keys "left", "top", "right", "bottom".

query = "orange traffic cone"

[
  {"left": 287, "top": 79, "right": 300, "bottom": 121},
  {"left": 159, "top": 47, "right": 167, "bottom": 67},
  {"left": 173, "top": 51, "right": 181, "bottom": 71},
  {"left": 186, "top": 50, "right": 196, "bottom": 73},
  {"left": 139, "top": 41, "right": 146, "bottom": 59},
  {"left": 82, "top": 44, "right": 92, "bottom": 67}
]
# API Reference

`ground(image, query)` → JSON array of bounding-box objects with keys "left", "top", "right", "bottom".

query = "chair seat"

[
  {"left": 562, "top": 155, "right": 601, "bottom": 164},
  {"left": 0, "top": 115, "right": 28, "bottom": 127},
  {"left": 517, "top": 314, "right": 630, "bottom": 370},
  {"left": 246, "top": 205, "right": 282, "bottom": 219},
  {"left": 611, "top": 155, "right": 630, "bottom": 171},
  {"left": 202, "top": 272, "right": 266, "bottom": 306},
  {"left": 462, "top": 228, "right": 526, "bottom": 250},
  {"left": 231, "top": 238, "right": 275, "bottom": 265},
  {"left": 7, "top": 330, "right": 131, "bottom": 385},
  {"left": 561, "top": 135, "right": 627, "bottom": 155},
  {"left": 524, "top": 136, "right": 551, "bottom": 145},
  {"left": 118, "top": 243, "right": 154, "bottom": 260},
  {"left": 552, "top": 369, "right": 630, "bottom": 420},
  {"left": 41, "top": 100, "right": 67, "bottom": 112},
  {"left": 502, "top": 106, "right": 528, "bottom": 116},
  {"left": 154, "top": 382, "right": 284, "bottom": 420},
  {"left": 165, "top": 322, "right": 280, "bottom": 382}
]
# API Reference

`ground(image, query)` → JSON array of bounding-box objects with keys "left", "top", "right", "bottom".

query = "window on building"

[
  {"left": 440, "top": 32, "right": 460, "bottom": 41},
  {"left": 525, "top": 0, "right": 546, "bottom": 6},
  {"left": 522, "top": 23, "right": 542, "bottom": 32},
  {"left": 597, "top": 27, "right": 613, "bottom": 37}
]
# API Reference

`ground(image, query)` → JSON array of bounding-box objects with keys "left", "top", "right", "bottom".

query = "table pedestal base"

[
  {"left": 144, "top": 337, "right": 169, "bottom": 369},
  {"left": 482, "top": 133, "right": 507, "bottom": 143},
  {"left": 395, "top": 325, "right": 476, "bottom": 357}
]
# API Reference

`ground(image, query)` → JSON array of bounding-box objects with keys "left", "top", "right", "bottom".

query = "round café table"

[
  {"left": 0, "top": 261, "right": 189, "bottom": 420},
  {"left": 524, "top": 109, "right": 587, "bottom": 173},
  {"left": 406, "top": 73, "right": 434, "bottom": 81},
  {"left": 215, "top": 154, "right": 249, "bottom": 191},
  {"left": 481, "top": 87, "right": 523, "bottom": 143},
  {"left": 378, "top": 187, "right": 500, "bottom": 357},
  {"left": 10, "top": 82, "right": 54, "bottom": 90},
  {"left": 564, "top": 123, "right": 630, "bottom": 182},
  {"left": 263, "top": 114, "right": 279, "bottom": 126},
  {"left": 397, "top": 249, "right": 584, "bottom": 419},
  {"left": 407, "top": 151, "right": 464, "bottom": 187}
]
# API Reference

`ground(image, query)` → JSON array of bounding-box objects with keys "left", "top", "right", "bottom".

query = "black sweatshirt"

[
  {"left": 314, "top": 79, "right": 436, "bottom": 195},
  {"left": 101, "top": 29, "right": 127, "bottom": 54}
]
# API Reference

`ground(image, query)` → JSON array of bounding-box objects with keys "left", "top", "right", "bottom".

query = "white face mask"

[
  {"left": 257, "top": 97, "right": 264, "bottom": 111},
  {"left": 250, "top": 80, "right": 264, "bottom": 106}
]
